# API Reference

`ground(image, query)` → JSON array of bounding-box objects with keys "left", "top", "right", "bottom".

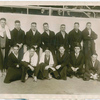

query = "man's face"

[
  {"left": 60, "top": 25, "right": 66, "bottom": 32},
  {"left": 91, "top": 55, "right": 97, "bottom": 62},
  {"left": 31, "top": 24, "right": 37, "bottom": 31},
  {"left": 74, "top": 24, "right": 79, "bottom": 30},
  {"left": 86, "top": 23, "right": 91, "bottom": 30},
  {"left": 15, "top": 23, "right": 21, "bottom": 30},
  {"left": 0, "top": 20, "right": 6, "bottom": 28},
  {"left": 45, "top": 50, "right": 50, "bottom": 57},
  {"left": 74, "top": 47, "right": 80, "bottom": 54},
  {"left": 41, "top": 8, "right": 45, "bottom": 13},
  {"left": 43, "top": 24, "right": 49, "bottom": 31},
  {"left": 29, "top": 49, "right": 35, "bottom": 57},
  {"left": 13, "top": 47, "right": 19, "bottom": 55},
  {"left": 59, "top": 46, "right": 65, "bottom": 54}
]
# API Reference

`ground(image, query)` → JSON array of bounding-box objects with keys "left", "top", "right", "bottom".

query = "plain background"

[{"left": 0, "top": 13, "right": 100, "bottom": 59}]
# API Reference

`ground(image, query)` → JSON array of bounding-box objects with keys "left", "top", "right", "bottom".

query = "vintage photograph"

[{"left": 0, "top": 2, "right": 100, "bottom": 95}]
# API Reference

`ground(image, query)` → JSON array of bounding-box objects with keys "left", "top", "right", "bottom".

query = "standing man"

[
  {"left": 82, "top": 22, "right": 97, "bottom": 62},
  {"left": 68, "top": 22, "right": 82, "bottom": 52},
  {"left": 0, "top": 18, "right": 11, "bottom": 76},
  {"left": 11, "top": 20, "right": 25, "bottom": 60},
  {"left": 25, "top": 22, "right": 41, "bottom": 54},
  {"left": 55, "top": 24, "right": 69, "bottom": 52},
  {"left": 41, "top": 23, "right": 55, "bottom": 55}
]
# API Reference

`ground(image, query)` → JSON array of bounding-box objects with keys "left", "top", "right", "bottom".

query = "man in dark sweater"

[
  {"left": 25, "top": 22, "right": 41, "bottom": 54},
  {"left": 82, "top": 22, "right": 98, "bottom": 62},
  {"left": 41, "top": 23, "right": 55, "bottom": 55},
  {"left": 55, "top": 24, "right": 69, "bottom": 52},
  {"left": 11, "top": 20, "right": 25, "bottom": 60},
  {"left": 68, "top": 22, "right": 82, "bottom": 52}
]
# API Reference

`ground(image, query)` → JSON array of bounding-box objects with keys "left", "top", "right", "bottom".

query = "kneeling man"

[
  {"left": 55, "top": 45, "right": 69, "bottom": 80},
  {"left": 21, "top": 47, "right": 38, "bottom": 82},
  {"left": 69, "top": 45, "right": 85, "bottom": 78},
  {"left": 4, "top": 45, "right": 22, "bottom": 83},
  {"left": 84, "top": 53, "right": 100, "bottom": 81},
  {"left": 36, "top": 48, "right": 59, "bottom": 80}
]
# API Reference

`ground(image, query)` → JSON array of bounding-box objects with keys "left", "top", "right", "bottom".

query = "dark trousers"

[
  {"left": 83, "top": 70, "right": 100, "bottom": 81},
  {"left": 35, "top": 63, "right": 59, "bottom": 79},
  {"left": 21, "top": 61, "right": 36, "bottom": 81},
  {"left": 67, "top": 67, "right": 85, "bottom": 77},
  {"left": 57, "top": 66, "right": 67, "bottom": 80}
]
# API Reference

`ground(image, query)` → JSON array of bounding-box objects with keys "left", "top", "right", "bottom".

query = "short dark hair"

[
  {"left": 92, "top": 53, "right": 98, "bottom": 56},
  {"left": 0, "top": 18, "right": 6, "bottom": 21},
  {"left": 15, "top": 20, "right": 20, "bottom": 23},
  {"left": 74, "top": 22, "right": 79, "bottom": 25},
  {"left": 29, "top": 46, "right": 35, "bottom": 50},
  {"left": 74, "top": 43, "right": 81, "bottom": 48},
  {"left": 31, "top": 22, "right": 37, "bottom": 25},
  {"left": 59, "top": 45, "right": 65, "bottom": 49},
  {"left": 61, "top": 24, "right": 65, "bottom": 27},
  {"left": 43, "top": 23, "right": 48, "bottom": 26},
  {"left": 86, "top": 22, "right": 91, "bottom": 25},
  {"left": 13, "top": 44, "right": 19, "bottom": 48}
]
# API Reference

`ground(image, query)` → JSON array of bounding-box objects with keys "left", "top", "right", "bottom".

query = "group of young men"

[{"left": 0, "top": 17, "right": 99, "bottom": 84}]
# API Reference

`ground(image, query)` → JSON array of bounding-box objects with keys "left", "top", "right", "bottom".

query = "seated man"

[
  {"left": 21, "top": 46, "right": 38, "bottom": 82},
  {"left": 36, "top": 48, "right": 59, "bottom": 80},
  {"left": 69, "top": 45, "right": 85, "bottom": 78},
  {"left": 55, "top": 45, "right": 69, "bottom": 80},
  {"left": 84, "top": 53, "right": 100, "bottom": 81},
  {"left": 4, "top": 45, "right": 22, "bottom": 83}
]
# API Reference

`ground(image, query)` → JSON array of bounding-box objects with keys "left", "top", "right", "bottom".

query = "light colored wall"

[{"left": 0, "top": 13, "right": 100, "bottom": 59}]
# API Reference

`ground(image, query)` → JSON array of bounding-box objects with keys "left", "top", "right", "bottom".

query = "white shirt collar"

[
  {"left": 12, "top": 51, "right": 18, "bottom": 58},
  {"left": 46, "top": 30, "right": 49, "bottom": 35},
  {"left": 75, "top": 52, "right": 79, "bottom": 57},
  {"left": 32, "top": 30, "right": 36, "bottom": 35}
]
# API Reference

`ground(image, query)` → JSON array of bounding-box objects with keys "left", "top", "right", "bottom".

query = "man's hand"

[
  {"left": 56, "top": 65, "right": 61, "bottom": 70},
  {"left": 50, "top": 67, "right": 56, "bottom": 71},
  {"left": 71, "top": 67, "right": 75, "bottom": 71},
  {"left": 74, "top": 67, "right": 79, "bottom": 72},
  {"left": 92, "top": 74, "right": 98, "bottom": 80},
  {"left": 28, "top": 65, "right": 34, "bottom": 71},
  {"left": 45, "top": 65, "right": 50, "bottom": 70},
  {"left": 16, "top": 64, "right": 19, "bottom": 68},
  {"left": 34, "top": 45, "right": 38, "bottom": 49},
  {"left": 71, "top": 67, "right": 79, "bottom": 72}
]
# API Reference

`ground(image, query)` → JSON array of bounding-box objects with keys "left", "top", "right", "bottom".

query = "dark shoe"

[
  {"left": 76, "top": 75, "right": 80, "bottom": 78},
  {"left": 69, "top": 75, "right": 73, "bottom": 78},
  {"left": 21, "top": 79, "right": 25, "bottom": 83},
  {"left": 56, "top": 75, "right": 60, "bottom": 79}
]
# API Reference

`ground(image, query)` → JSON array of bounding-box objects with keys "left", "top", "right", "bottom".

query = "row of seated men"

[
  {"left": 4, "top": 44, "right": 100, "bottom": 83},
  {"left": 0, "top": 18, "right": 99, "bottom": 83}
]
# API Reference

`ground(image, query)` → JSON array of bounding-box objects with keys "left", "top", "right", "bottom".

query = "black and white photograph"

[{"left": 0, "top": 2, "right": 100, "bottom": 96}]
